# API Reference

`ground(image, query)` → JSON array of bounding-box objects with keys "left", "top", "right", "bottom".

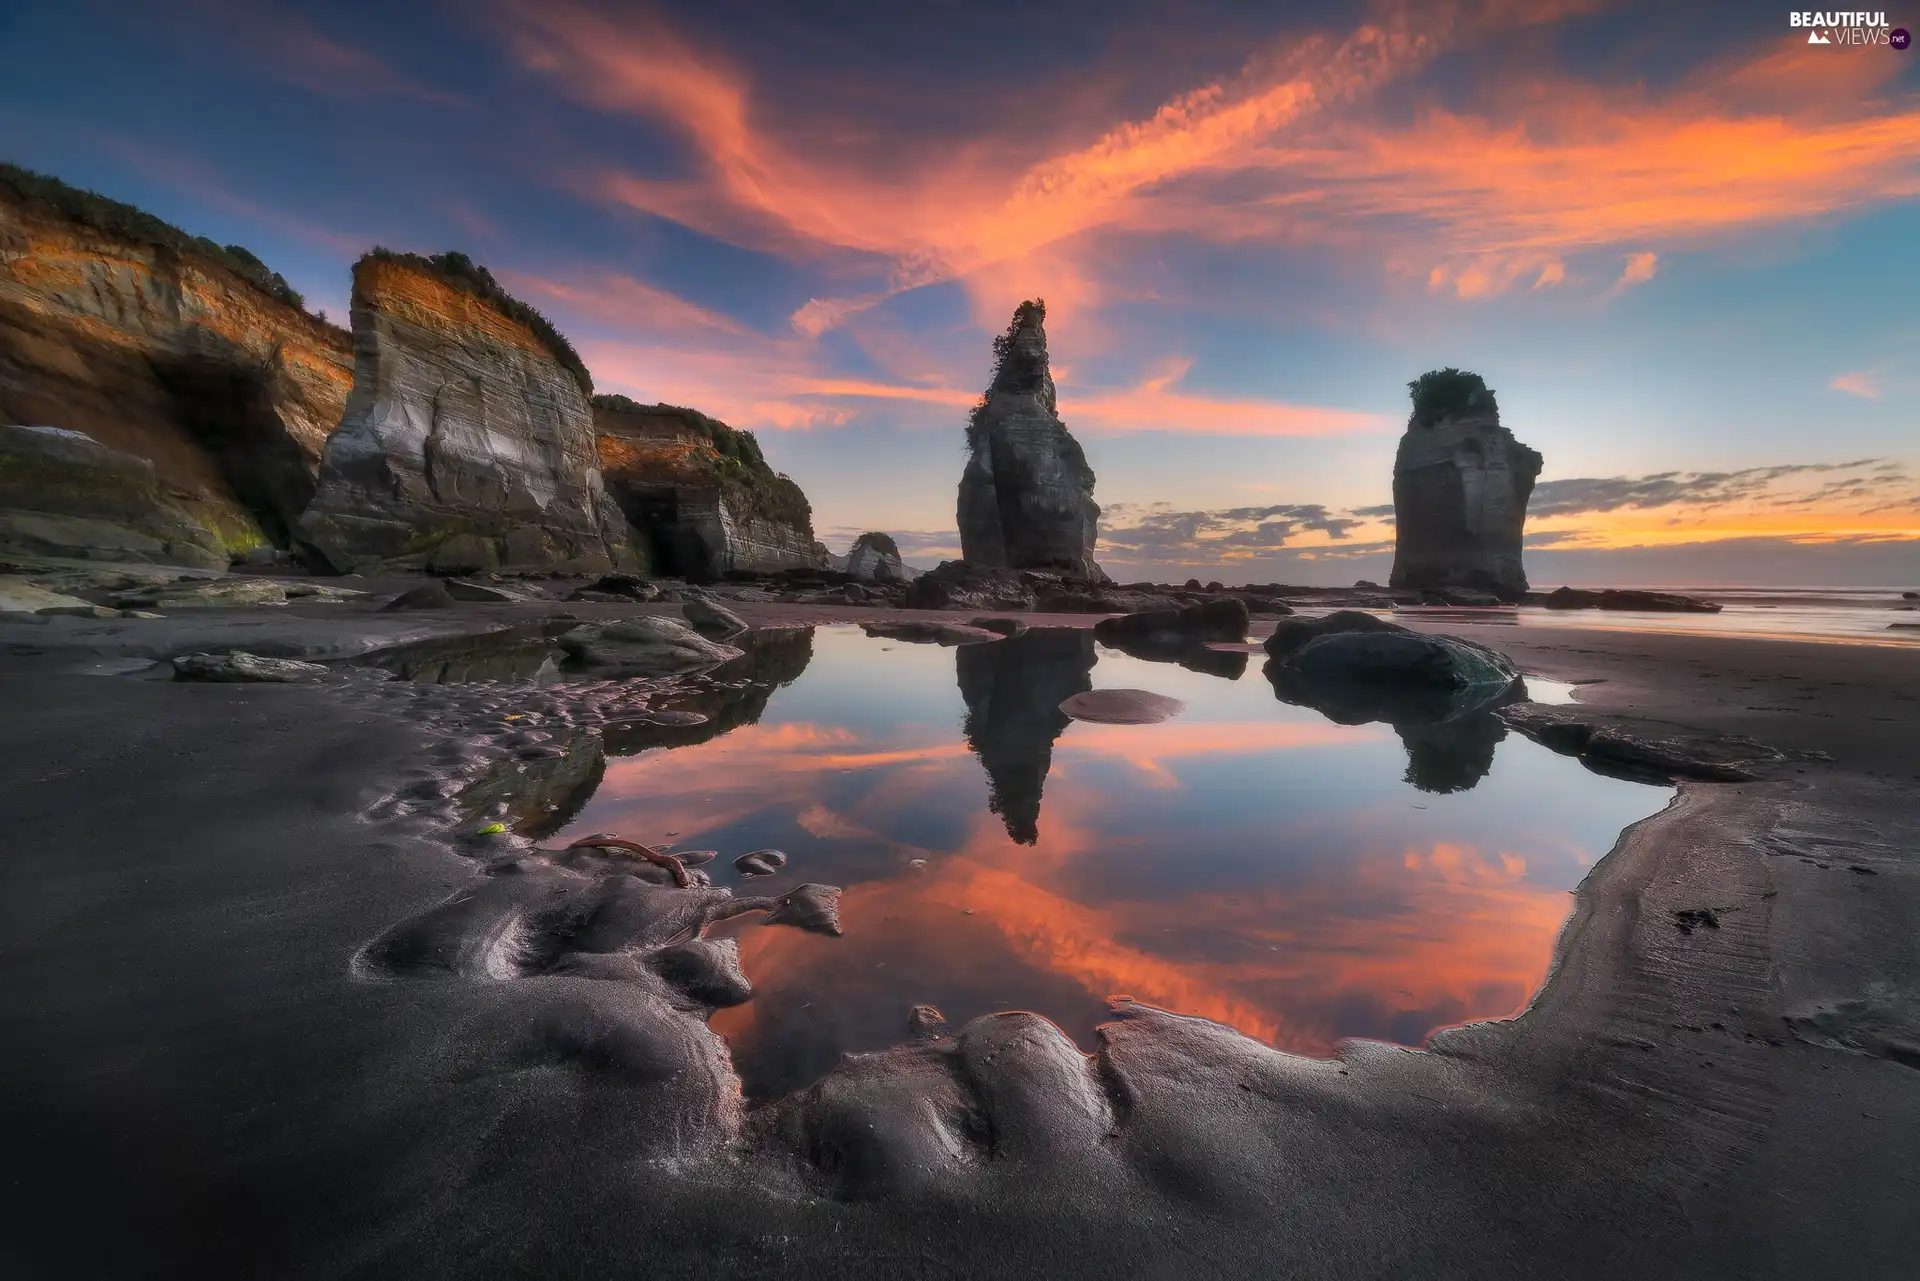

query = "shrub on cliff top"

[
  {"left": 0, "top": 161, "right": 308, "bottom": 311},
  {"left": 966, "top": 298, "right": 1046, "bottom": 452},
  {"left": 590, "top": 394, "right": 812, "bottom": 535},
  {"left": 1408, "top": 368, "right": 1498, "bottom": 427},
  {"left": 853, "top": 531, "right": 900, "bottom": 558},
  {"left": 365, "top": 248, "right": 591, "bottom": 397}
]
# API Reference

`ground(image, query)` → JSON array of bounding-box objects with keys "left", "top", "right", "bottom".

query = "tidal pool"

[{"left": 552, "top": 625, "right": 1669, "bottom": 1102}]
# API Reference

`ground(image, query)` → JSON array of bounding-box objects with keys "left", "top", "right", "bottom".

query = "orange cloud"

[{"left": 1830, "top": 370, "right": 1880, "bottom": 400}]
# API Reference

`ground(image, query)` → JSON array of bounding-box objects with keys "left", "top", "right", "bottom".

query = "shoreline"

[{"left": 2, "top": 597, "right": 1916, "bottom": 1276}]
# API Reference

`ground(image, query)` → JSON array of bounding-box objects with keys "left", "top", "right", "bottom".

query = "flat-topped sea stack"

[
  {"left": 592, "top": 396, "right": 824, "bottom": 580},
  {"left": 0, "top": 165, "right": 352, "bottom": 562},
  {"left": 298, "top": 251, "right": 634, "bottom": 574},
  {"left": 957, "top": 301, "right": 1101, "bottom": 579},
  {"left": 1388, "top": 368, "right": 1541, "bottom": 602}
]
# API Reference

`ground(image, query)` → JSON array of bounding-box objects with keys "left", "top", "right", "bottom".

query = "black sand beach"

[{"left": 2, "top": 596, "right": 1916, "bottom": 1278}]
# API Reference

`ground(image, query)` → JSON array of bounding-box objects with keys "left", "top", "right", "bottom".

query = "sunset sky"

[{"left": 4, "top": 0, "right": 1916, "bottom": 583}]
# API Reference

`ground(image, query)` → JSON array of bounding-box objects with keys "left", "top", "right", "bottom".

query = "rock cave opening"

[{"left": 152, "top": 351, "right": 317, "bottom": 550}]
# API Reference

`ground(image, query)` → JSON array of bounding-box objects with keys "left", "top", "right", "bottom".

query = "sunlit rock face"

[
  {"left": 956, "top": 627, "right": 1096, "bottom": 844},
  {"left": 957, "top": 302, "right": 1101, "bottom": 578},
  {"left": 299, "top": 254, "right": 635, "bottom": 574},
  {"left": 593, "top": 398, "right": 825, "bottom": 580},
  {"left": 1388, "top": 372, "right": 1542, "bottom": 602},
  {"left": 0, "top": 180, "right": 352, "bottom": 555}
]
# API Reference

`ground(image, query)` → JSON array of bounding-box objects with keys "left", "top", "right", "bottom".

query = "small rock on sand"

[
  {"left": 1059, "top": 688, "right": 1188, "bottom": 724},
  {"left": 735, "top": 848, "right": 788, "bottom": 876},
  {"left": 172, "top": 652, "right": 330, "bottom": 683},
  {"left": 380, "top": 582, "right": 457, "bottom": 612}
]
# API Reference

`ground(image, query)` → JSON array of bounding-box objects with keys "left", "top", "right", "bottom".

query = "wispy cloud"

[{"left": 1830, "top": 370, "right": 1880, "bottom": 399}]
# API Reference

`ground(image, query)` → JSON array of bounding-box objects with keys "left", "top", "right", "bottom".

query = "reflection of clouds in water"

[{"left": 561, "top": 629, "right": 1664, "bottom": 1096}]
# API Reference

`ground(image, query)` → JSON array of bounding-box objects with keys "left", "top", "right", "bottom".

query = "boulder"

[
  {"left": 555, "top": 617, "right": 743, "bottom": 673},
  {"left": 1419, "top": 587, "right": 1505, "bottom": 607},
  {"left": 1092, "top": 598, "right": 1249, "bottom": 647},
  {"left": 112, "top": 578, "right": 288, "bottom": 610},
  {"left": 844, "top": 532, "right": 907, "bottom": 582},
  {"left": 1263, "top": 610, "right": 1407, "bottom": 658},
  {"left": 734, "top": 849, "right": 788, "bottom": 877},
  {"left": 683, "top": 597, "right": 748, "bottom": 641},
  {"left": 903, "top": 560, "right": 1037, "bottom": 612},
  {"left": 172, "top": 651, "right": 330, "bottom": 683},
  {"left": 0, "top": 576, "right": 94, "bottom": 614},
  {"left": 1388, "top": 370, "right": 1541, "bottom": 601},
  {"left": 379, "top": 582, "right": 457, "bottom": 612},
  {"left": 0, "top": 425, "right": 230, "bottom": 569},
  {"left": 956, "top": 301, "right": 1101, "bottom": 577},
  {"left": 297, "top": 252, "right": 636, "bottom": 574},
  {"left": 1059, "top": 689, "right": 1186, "bottom": 724},
  {"left": 1265, "top": 612, "right": 1517, "bottom": 695}
]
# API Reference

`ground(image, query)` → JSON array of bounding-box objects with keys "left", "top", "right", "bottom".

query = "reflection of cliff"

[
  {"left": 603, "top": 626, "right": 816, "bottom": 756},
  {"left": 1265, "top": 665, "right": 1518, "bottom": 794},
  {"left": 956, "top": 627, "right": 1095, "bottom": 844}
]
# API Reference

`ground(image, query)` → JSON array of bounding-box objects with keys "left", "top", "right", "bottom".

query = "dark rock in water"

[
  {"left": 957, "top": 301, "right": 1101, "bottom": 577},
  {"left": 1059, "top": 688, "right": 1186, "bottom": 724},
  {"left": 1543, "top": 586, "right": 1720, "bottom": 613},
  {"left": 172, "top": 651, "right": 329, "bottom": 683},
  {"left": 969, "top": 616, "right": 1029, "bottom": 638},
  {"left": 1498, "top": 703, "right": 1771, "bottom": 783},
  {"left": 863, "top": 620, "right": 1002, "bottom": 646},
  {"left": 682, "top": 596, "right": 748, "bottom": 640},
  {"left": 958, "top": 627, "right": 1096, "bottom": 844},
  {"left": 1264, "top": 610, "right": 1410, "bottom": 658},
  {"left": 297, "top": 253, "right": 635, "bottom": 575},
  {"left": 1419, "top": 587, "right": 1505, "bottom": 607},
  {"left": 1096, "top": 630, "right": 1248, "bottom": 680},
  {"left": 1279, "top": 626, "right": 1517, "bottom": 691},
  {"left": 904, "top": 559, "right": 1037, "bottom": 612},
  {"left": 1389, "top": 369, "right": 1541, "bottom": 601},
  {"left": 1093, "top": 598, "right": 1249, "bottom": 646},
  {"left": 907, "top": 1004, "right": 950, "bottom": 1039},
  {"left": 734, "top": 848, "right": 788, "bottom": 877},
  {"left": 379, "top": 581, "right": 457, "bottom": 612},
  {"left": 555, "top": 617, "right": 742, "bottom": 673},
  {"left": 1903, "top": 591, "right": 1919, "bottom": 601}
]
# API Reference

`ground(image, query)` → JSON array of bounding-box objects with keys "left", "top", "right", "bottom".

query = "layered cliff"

[
  {"left": 1388, "top": 369, "right": 1542, "bottom": 601},
  {"left": 592, "top": 396, "right": 824, "bottom": 579},
  {"left": 298, "top": 251, "right": 635, "bottom": 573},
  {"left": 0, "top": 165, "right": 352, "bottom": 558},
  {"left": 957, "top": 301, "right": 1101, "bottom": 578}
]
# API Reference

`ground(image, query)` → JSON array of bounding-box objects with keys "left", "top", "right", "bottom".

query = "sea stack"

[
  {"left": 1388, "top": 369, "right": 1542, "bottom": 601},
  {"left": 957, "top": 301, "right": 1101, "bottom": 578},
  {"left": 297, "top": 250, "right": 634, "bottom": 575}
]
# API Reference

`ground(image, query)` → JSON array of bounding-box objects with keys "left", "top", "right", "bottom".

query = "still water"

[{"left": 552, "top": 626, "right": 1668, "bottom": 1101}]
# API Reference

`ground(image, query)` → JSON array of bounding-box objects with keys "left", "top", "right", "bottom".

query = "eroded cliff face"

[
  {"left": 1388, "top": 401, "right": 1542, "bottom": 601},
  {"left": 299, "top": 256, "right": 635, "bottom": 573},
  {"left": 957, "top": 302, "right": 1101, "bottom": 579},
  {"left": 0, "top": 191, "right": 352, "bottom": 555},
  {"left": 594, "top": 400, "right": 825, "bottom": 580}
]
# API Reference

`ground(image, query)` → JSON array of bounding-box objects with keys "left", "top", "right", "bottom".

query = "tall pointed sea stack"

[
  {"left": 1388, "top": 369, "right": 1542, "bottom": 601},
  {"left": 298, "top": 251, "right": 634, "bottom": 574},
  {"left": 957, "top": 301, "right": 1101, "bottom": 578}
]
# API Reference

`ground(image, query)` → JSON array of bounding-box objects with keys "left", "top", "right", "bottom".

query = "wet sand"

[{"left": 1, "top": 595, "right": 1916, "bottom": 1278}]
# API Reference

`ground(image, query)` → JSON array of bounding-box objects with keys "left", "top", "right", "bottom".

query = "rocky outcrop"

[
  {"left": 1541, "top": 586, "right": 1721, "bottom": 613},
  {"left": 1388, "top": 369, "right": 1541, "bottom": 602},
  {"left": 593, "top": 397, "right": 824, "bottom": 580},
  {"left": 0, "top": 167, "right": 353, "bottom": 556},
  {"left": 844, "top": 532, "right": 905, "bottom": 582},
  {"left": 0, "top": 424, "right": 230, "bottom": 568},
  {"left": 297, "top": 252, "right": 635, "bottom": 574},
  {"left": 904, "top": 560, "right": 1037, "bottom": 612},
  {"left": 555, "top": 617, "right": 743, "bottom": 674},
  {"left": 957, "top": 302, "right": 1101, "bottom": 577},
  {"left": 956, "top": 627, "right": 1095, "bottom": 844}
]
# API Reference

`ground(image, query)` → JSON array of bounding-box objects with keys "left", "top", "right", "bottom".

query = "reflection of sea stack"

[
  {"left": 1388, "top": 369, "right": 1542, "bottom": 602},
  {"left": 957, "top": 301, "right": 1102, "bottom": 578},
  {"left": 957, "top": 627, "right": 1096, "bottom": 844}
]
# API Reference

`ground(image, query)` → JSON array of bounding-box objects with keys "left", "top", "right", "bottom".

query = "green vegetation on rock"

[
  {"left": 592, "top": 395, "right": 813, "bottom": 535},
  {"left": 1407, "top": 368, "right": 1498, "bottom": 428},
  {"left": 967, "top": 298, "right": 1045, "bottom": 452},
  {"left": 365, "top": 248, "right": 592, "bottom": 397},
  {"left": 853, "top": 531, "right": 899, "bottom": 557},
  {"left": 0, "top": 162, "right": 309, "bottom": 311}
]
